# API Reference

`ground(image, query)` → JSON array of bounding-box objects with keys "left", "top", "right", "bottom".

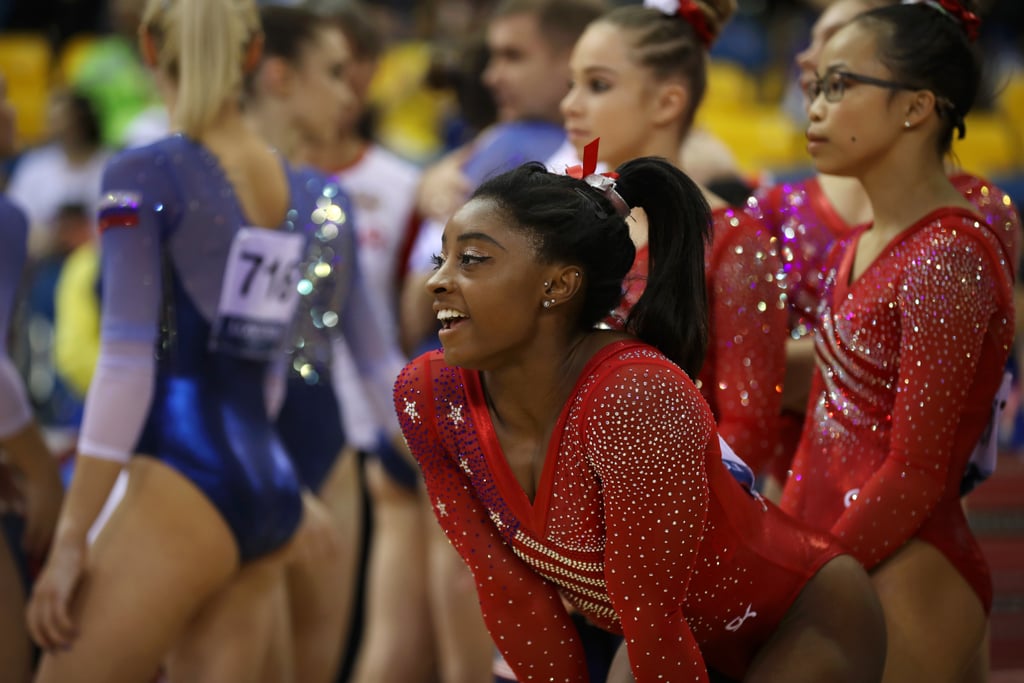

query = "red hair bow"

[
  {"left": 564, "top": 138, "right": 630, "bottom": 218},
  {"left": 565, "top": 138, "right": 618, "bottom": 182}
]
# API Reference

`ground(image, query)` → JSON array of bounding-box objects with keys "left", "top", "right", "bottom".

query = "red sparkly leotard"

[
  {"left": 608, "top": 207, "right": 787, "bottom": 473},
  {"left": 745, "top": 173, "right": 1021, "bottom": 474},
  {"left": 779, "top": 208, "right": 1016, "bottom": 612},
  {"left": 395, "top": 339, "right": 843, "bottom": 682},
  {"left": 744, "top": 178, "right": 860, "bottom": 338}
]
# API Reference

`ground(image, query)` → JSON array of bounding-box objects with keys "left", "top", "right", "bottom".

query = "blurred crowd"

[{"left": 0, "top": 1, "right": 1022, "bottom": 682}]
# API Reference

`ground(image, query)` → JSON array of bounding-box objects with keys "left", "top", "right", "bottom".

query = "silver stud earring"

[
  {"left": 904, "top": 120, "right": 911, "bottom": 128},
  {"left": 543, "top": 281, "right": 551, "bottom": 288},
  {"left": 543, "top": 299, "right": 554, "bottom": 309}
]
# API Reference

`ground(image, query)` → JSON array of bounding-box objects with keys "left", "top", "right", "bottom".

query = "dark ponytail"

[
  {"left": 472, "top": 163, "right": 636, "bottom": 330},
  {"left": 615, "top": 157, "right": 711, "bottom": 377},
  {"left": 471, "top": 158, "right": 710, "bottom": 376}
]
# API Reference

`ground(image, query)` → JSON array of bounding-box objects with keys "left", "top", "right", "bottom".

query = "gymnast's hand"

[
  {"left": 0, "top": 421, "right": 65, "bottom": 562},
  {"left": 26, "top": 535, "right": 86, "bottom": 651}
]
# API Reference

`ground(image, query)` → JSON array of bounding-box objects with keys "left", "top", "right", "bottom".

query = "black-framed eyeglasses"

[{"left": 804, "top": 69, "right": 920, "bottom": 103}]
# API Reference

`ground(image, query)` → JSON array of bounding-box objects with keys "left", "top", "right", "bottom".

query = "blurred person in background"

[
  {"left": 64, "top": 0, "right": 164, "bottom": 148},
  {"left": 18, "top": 203, "right": 95, "bottom": 434},
  {"left": 25, "top": 1, "right": 343, "bottom": 680},
  {"left": 5, "top": 89, "right": 110, "bottom": 258},
  {"left": 305, "top": 2, "right": 435, "bottom": 682},
  {"left": 0, "top": 73, "right": 64, "bottom": 683},
  {"left": 245, "top": 5, "right": 407, "bottom": 682}
]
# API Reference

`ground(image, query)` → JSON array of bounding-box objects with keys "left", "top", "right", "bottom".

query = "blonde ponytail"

[{"left": 142, "top": 0, "right": 260, "bottom": 138}]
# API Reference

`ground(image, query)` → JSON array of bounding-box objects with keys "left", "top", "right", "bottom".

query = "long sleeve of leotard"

[
  {"left": 706, "top": 210, "right": 787, "bottom": 472},
  {"left": 77, "top": 149, "right": 171, "bottom": 463},
  {"left": 583, "top": 361, "right": 714, "bottom": 683},
  {"left": 0, "top": 199, "right": 32, "bottom": 438},
  {"left": 394, "top": 356, "right": 590, "bottom": 682},
  {"left": 830, "top": 231, "right": 1001, "bottom": 569}
]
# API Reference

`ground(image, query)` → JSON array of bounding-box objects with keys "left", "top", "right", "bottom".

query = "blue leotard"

[{"left": 85, "top": 135, "right": 331, "bottom": 561}]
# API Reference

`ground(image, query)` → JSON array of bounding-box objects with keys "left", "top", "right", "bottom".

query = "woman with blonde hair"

[{"left": 26, "top": 1, "right": 348, "bottom": 680}]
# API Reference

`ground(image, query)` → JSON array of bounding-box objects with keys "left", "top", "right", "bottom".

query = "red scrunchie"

[
  {"left": 914, "top": 0, "right": 981, "bottom": 42},
  {"left": 677, "top": 0, "right": 715, "bottom": 49}
]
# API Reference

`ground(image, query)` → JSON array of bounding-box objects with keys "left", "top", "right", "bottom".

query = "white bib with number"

[{"left": 210, "top": 227, "right": 305, "bottom": 360}]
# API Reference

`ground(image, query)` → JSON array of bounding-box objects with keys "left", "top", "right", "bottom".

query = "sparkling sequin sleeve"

[
  {"left": 830, "top": 230, "right": 1002, "bottom": 568},
  {"left": 77, "top": 148, "right": 173, "bottom": 463},
  {"left": 704, "top": 210, "right": 786, "bottom": 472},
  {"left": 745, "top": 181, "right": 856, "bottom": 338},
  {"left": 583, "top": 360, "right": 714, "bottom": 682},
  {"left": 0, "top": 199, "right": 32, "bottom": 438},
  {"left": 952, "top": 173, "right": 1022, "bottom": 277},
  {"left": 393, "top": 355, "right": 590, "bottom": 682}
]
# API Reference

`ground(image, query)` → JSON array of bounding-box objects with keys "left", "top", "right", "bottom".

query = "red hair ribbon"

[
  {"left": 565, "top": 138, "right": 618, "bottom": 181},
  {"left": 905, "top": 0, "right": 981, "bottom": 42},
  {"left": 564, "top": 138, "right": 630, "bottom": 218}
]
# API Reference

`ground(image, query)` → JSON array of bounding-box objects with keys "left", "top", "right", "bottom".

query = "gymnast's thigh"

[
  {"left": 871, "top": 539, "right": 986, "bottom": 683},
  {"left": 34, "top": 456, "right": 239, "bottom": 683}
]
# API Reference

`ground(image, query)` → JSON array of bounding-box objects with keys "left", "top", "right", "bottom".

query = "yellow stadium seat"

[
  {"left": 697, "top": 105, "right": 807, "bottom": 176},
  {"left": 951, "top": 113, "right": 1023, "bottom": 178},
  {"left": 0, "top": 32, "right": 50, "bottom": 85},
  {"left": 368, "top": 41, "right": 452, "bottom": 163},
  {"left": 997, "top": 74, "right": 1024, "bottom": 130},
  {"left": 56, "top": 33, "right": 100, "bottom": 85},
  {"left": 704, "top": 60, "right": 758, "bottom": 113},
  {"left": 0, "top": 32, "right": 53, "bottom": 145}
]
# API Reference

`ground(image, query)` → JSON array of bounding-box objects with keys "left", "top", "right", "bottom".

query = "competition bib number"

[{"left": 210, "top": 227, "right": 305, "bottom": 360}]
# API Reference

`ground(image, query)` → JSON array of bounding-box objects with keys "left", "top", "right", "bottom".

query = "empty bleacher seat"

[{"left": 0, "top": 32, "right": 52, "bottom": 145}]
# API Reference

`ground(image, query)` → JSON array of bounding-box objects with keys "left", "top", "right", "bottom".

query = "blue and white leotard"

[{"left": 78, "top": 135, "right": 328, "bottom": 561}]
